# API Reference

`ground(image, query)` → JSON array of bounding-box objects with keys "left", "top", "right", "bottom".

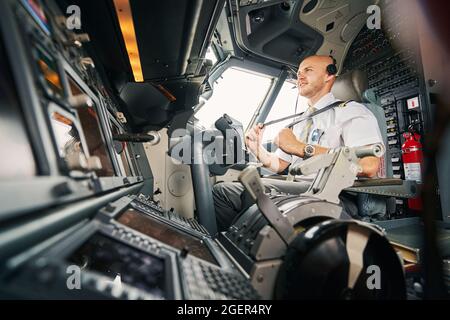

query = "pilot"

[{"left": 213, "top": 55, "right": 384, "bottom": 231}]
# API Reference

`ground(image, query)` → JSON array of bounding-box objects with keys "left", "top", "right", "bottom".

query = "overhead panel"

[{"left": 299, "top": 0, "right": 380, "bottom": 73}]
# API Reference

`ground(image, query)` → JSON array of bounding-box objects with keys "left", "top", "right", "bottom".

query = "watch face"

[{"left": 305, "top": 144, "right": 315, "bottom": 156}]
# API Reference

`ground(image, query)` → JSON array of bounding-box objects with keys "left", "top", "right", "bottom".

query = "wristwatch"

[{"left": 303, "top": 144, "right": 315, "bottom": 159}]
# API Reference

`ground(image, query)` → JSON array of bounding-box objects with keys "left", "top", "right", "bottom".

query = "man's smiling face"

[{"left": 297, "top": 55, "right": 335, "bottom": 98}]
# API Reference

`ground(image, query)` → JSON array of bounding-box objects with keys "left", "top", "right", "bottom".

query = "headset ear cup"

[{"left": 327, "top": 64, "right": 337, "bottom": 75}]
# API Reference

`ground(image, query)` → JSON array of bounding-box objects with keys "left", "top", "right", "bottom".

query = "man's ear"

[{"left": 325, "top": 73, "right": 334, "bottom": 83}]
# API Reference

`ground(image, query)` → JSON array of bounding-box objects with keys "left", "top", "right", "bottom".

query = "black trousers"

[
  {"left": 212, "top": 177, "right": 361, "bottom": 232},
  {"left": 213, "top": 178, "right": 316, "bottom": 231}
]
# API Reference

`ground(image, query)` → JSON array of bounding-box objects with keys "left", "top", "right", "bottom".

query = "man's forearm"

[
  {"left": 288, "top": 140, "right": 329, "bottom": 158},
  {"left": 268, "top": 134, "right": 381, "bottom": 177},
  {"left": 256, "top": 146, "right": 285, "bottom": 173},
  {"left": 295, "top": 143, "right": 379, "bottom": 177},
  {"left": 298, "top": 144, "right": 379, "bottom": 177}
]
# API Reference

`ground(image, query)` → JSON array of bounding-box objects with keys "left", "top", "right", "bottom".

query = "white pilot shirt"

[{"left": 275, "top": 92, "right": 384, "bottom": 176}]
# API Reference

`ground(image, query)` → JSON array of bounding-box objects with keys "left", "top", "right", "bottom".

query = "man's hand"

[
  {"left": 245, "top": 124, "right": 290, "bottom": 173},
  {"left": 245, "top": 123, "right": 265, "bottom": 157},
  {"left": 274, "top": 128, "right": 304, "bottom": 156},
  {"left": 358, "top": 156, "right": 381, "bottom": 178}
]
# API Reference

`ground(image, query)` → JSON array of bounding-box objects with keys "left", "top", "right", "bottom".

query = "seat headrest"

[
  {"left": 362, "top": 88, "right": 380, "bottom": 105},
  {"left": 331, "top": 70, "right": 368, "bottom": 103}
]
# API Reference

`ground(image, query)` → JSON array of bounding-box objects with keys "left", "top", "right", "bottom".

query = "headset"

[{"left": 326, "top": 55, "right": 338, "bottom": 75}]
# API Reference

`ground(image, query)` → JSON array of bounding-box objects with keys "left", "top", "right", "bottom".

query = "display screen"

[
  {"left": 49, "top": 111, "right": 88, "bottom": 171},
  {"left": 69, "top": 233, "right": 167, "bottom": 299},
  {"left": 68, "top": 77, "right": 115, "bottom": 177},
  {"left": 0, "top": 37, "right": 37, "bottom": 177},
  {"left": 117, "top": 208, "right": 219, "bottom": 266},
  {"left": 36, "top": 47, "right": 63, "bottom": 97}
]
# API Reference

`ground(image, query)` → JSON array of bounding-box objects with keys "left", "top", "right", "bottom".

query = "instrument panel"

[{"left": 0, "top": 195, "right": 260, "bottom": 300}]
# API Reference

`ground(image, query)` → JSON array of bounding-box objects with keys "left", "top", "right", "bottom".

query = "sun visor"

[{"left": 120, "top": 82, "right": 172, "bottom": 126}]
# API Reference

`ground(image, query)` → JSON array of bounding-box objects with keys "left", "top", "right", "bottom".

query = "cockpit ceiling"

[
  {"left": 128, "top": 0, "right": 220, "bottom": 81},
  {"left": 233, "top": 0, "right": 379, "bottom": 72},
  {"left": 56, "top": 0, "right": 224, "bottom": 131},
  {"left": 63, "top": 0, "right": 222, "bottom": 87}
]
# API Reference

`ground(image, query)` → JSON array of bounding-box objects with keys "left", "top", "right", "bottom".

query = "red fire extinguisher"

[{"left": 401, "top": 130, "right": 423, "bottom": 210}]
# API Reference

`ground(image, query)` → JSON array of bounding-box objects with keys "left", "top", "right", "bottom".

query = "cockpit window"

[
  {"left": 194, "top": 67, "right": 272, "bottom": 130},
  {"left": 262, "top": 81, "right": 308, "bottom": 142},
  {"left": 205, "top": 45, "right": 218, "bottom": 66}
]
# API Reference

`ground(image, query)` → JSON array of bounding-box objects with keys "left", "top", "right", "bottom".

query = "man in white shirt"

[{"left": 213, "top": 55, "right": 384, "bottom": 231}]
